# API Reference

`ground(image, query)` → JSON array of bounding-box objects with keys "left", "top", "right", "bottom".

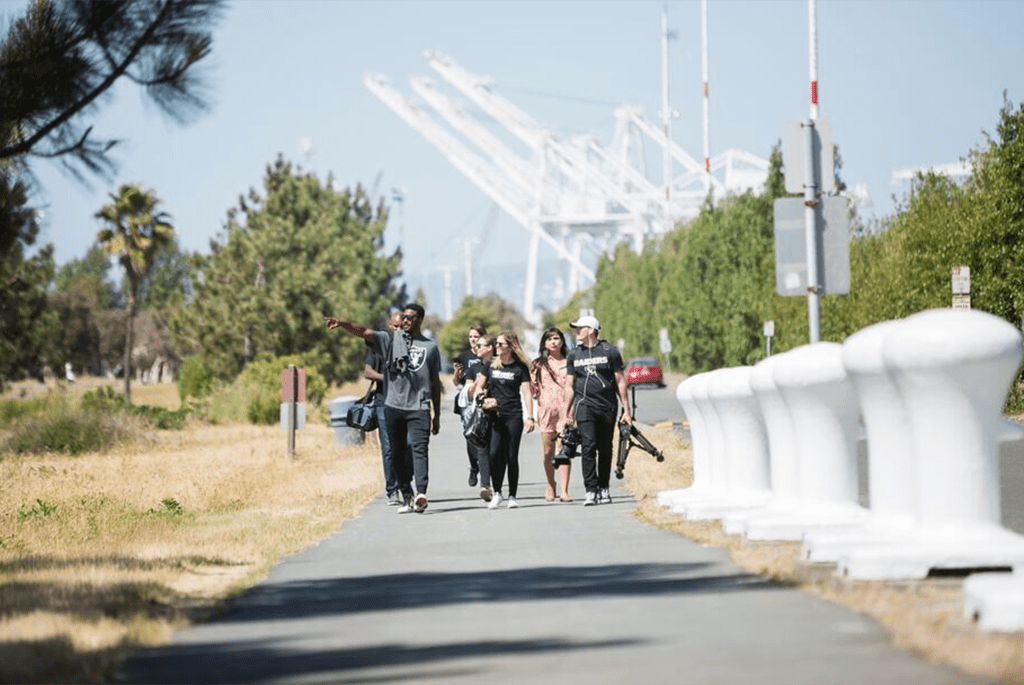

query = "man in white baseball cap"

[
  {"left": 565, "top": 313, "right": 632, "bottom": 506},
  {"left": 569, "top": 314, "right": 600, "bottom": 332}
]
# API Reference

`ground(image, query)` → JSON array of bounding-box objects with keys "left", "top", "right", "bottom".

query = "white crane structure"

[{"left": 365, "top": 36, "right": 768, "bottom": 322}]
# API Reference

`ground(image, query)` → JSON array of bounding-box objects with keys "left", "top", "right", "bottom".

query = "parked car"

[{"left": 626, "top": 357, "right": 664, "bottom": 387}]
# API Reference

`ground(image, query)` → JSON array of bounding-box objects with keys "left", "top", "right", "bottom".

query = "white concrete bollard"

[
  {"left": 657, "top": 376, "right": 714, "bottom": 508},
  {"left": 744, "top": 343, "right": 869, "bottom": 541},
  {"left": 722, "top": 352, "right": 800, "bottom": 536},
  {"left": 839, "top": 309, "right": 1024, "bottom": 580},
  {"left": 681, "top": 366, "right": 772, "bottom": 520},
  {"left": 667, "top": 371, "right": 732, "bottom": 515},
  {"left": 803, "top": 320, "right": 918, "bottom": 561}
]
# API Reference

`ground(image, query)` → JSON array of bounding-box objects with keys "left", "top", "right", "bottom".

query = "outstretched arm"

[{"left": 325, "top": 317, "right": 374, "bottom": 343}]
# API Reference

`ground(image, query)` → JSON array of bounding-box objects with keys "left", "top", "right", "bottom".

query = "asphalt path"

[{"left": 117, "top": 397, "right": 986, "bottom": 685}]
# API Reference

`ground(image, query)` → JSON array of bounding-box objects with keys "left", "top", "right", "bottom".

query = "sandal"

[
  {"left": 545, "top": 486, "right": 556, "bottom": 502},
  {"left": 559, "top": 493, "right": 573, "bottom": 502}
]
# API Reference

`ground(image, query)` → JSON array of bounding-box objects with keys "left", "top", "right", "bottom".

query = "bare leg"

[
  {"left": 541, "top": 432, "right": 557, "bottom": 501},
  {"left": 559, "top": 462, "right": 572, "bottom": 501}
]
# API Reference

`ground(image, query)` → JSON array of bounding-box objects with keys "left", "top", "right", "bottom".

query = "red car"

[{"left": 626, "top": 357, "right": 664, "bottom": 387}]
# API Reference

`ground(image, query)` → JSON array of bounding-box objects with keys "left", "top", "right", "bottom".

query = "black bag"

[
  {"left": 461, "top": 394, "right": 491, "bottom": 446},
  {"left": 346, "top": 383, "right": 380, "bottom": 431}
]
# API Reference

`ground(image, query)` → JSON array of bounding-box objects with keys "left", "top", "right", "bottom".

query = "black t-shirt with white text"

[
  {"left": 483, "top": 359, "right": 530, "bottom": 417},
  {"left": 566, "top": 339, "right": 624, "bottom": 417}
]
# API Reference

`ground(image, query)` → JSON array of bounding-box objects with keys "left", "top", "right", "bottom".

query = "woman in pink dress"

[{"left": 531, "top": 326, "right": 574, "bottom": 502}]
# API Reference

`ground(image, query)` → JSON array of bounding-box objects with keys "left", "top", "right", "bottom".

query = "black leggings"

[{"left": 489, "top": 414, "right": 524, "bottom": 497}]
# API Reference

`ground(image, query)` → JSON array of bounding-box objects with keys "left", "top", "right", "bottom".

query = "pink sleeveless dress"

[{"left": 533, "top": 358, "right": 572, "bottom": 434}]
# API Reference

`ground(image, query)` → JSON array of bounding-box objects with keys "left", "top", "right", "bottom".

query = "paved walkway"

[{"left": 118, "top": 412, "right": 987, "bottom": 684}]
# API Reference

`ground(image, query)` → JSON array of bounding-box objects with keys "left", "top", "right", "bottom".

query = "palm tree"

[{"left": 96, "top": 184, "right": 173, "bottom": 403}]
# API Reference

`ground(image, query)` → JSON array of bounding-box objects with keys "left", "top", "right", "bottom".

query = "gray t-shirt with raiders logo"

[{"left": 371, "top": 330, "right": 441, "bottom": 411}]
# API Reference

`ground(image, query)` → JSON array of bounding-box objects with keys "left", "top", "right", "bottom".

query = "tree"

[
  {"left": 53, "top": 243, "right": 118, "bottom": 308},
  {"left": 0, "top": 172, "right": 57, "bottom": 389},
  {"left": 174, "top": 157, "right": 403, "bottom": 384},
  {"left": 0, "top": 0, "right": 221, "bottom": 172},
  {"left": 96, "top": 183, "right": 174, "bottom": 402}
]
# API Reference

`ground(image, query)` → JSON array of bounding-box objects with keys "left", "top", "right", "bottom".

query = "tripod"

[{"left": 615, "top": 384, "right": 665, "bottom": 479}]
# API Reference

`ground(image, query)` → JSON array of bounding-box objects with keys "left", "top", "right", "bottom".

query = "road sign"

[
  {"left": 784, "top": 118, "right": 835, "bottom": 194},
  {"left": 281, "top": 367, "right": 306, "bottom": 402},
  {"left": 773, "top": 195, "right": 851, "bottom": 296},
  {"left": 952, "top": 266, "right": 971, "bottom": 295}
]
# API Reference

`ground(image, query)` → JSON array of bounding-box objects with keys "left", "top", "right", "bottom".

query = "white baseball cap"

[{"left": 570, "top": 315, "right": 600, "bottom": 331}]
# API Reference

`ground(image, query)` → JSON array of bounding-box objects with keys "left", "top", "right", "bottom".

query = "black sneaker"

[{"left": 468, "top": 471, "right": 479, "bottom": 487}]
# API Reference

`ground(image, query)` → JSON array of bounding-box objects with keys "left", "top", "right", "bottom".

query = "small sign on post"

[
  {"left": 764, "top": 320, "right": 775, "bottom": 358},
  {"left": 281, "top": 365, "right": 306, "bottom": 457},
  {"left": 952, "top": 266, "right": 971, "bottom": 310},
  {"left": 659, "top": 327, "right": 673, "bottom": 374}
]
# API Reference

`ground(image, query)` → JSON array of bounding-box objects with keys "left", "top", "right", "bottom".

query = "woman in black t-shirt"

[
  {"left": 452, "top": 324, "right": 487, "bottom": 486},
  {"left": 470, "top": 331, "right": 535, "bottom": 509}
]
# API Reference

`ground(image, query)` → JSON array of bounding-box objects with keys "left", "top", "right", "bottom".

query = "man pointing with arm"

[{"left": 327, "top": 303, "right": 442, "bottom": 514}]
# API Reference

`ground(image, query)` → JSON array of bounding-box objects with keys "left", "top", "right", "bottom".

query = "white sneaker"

[
  {"left": 584, "top": 491, "right": 597, "bottom": 506},
  {"left": 506, "top": 496, "right": 519, "bottom": 509},
  {"left": 488, "top": 492, "right": 504, "bottom": 509},
  {"left": 599, "top": 488, "right": 612, "bottom": 504}
]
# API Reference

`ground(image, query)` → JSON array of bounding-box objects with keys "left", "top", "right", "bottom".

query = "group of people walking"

[{"left": 326, "top": 306, "right": 631, "bottom": 514}]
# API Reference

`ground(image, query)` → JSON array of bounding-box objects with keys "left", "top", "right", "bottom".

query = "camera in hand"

[{"left": 552, "top": 425, "right": 581, "bottom": 467}]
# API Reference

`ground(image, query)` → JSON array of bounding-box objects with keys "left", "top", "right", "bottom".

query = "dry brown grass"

[
  {"left": 622, "top": 417, "right": 1024, "bottom": 683},
  {"left": 0, "top": 378, "right": 381, "bottom": 683}
]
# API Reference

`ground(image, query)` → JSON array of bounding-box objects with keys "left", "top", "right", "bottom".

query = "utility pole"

[
  {"left": 804, "top": 0, "right": 821, "bottom": 343},
  {"left": 391, "top": 187, "right": 406, "bottom": 257},
  {"left": 659, "top": 7, "right": 677, "bottom": 233},
  {"left": 439, "top": 265, "right": 456, "bottom": 320}
]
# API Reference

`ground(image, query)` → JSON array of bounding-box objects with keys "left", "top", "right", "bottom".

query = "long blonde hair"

[{"left": 492, "top": 331, "right": 531, "bottom": 369}]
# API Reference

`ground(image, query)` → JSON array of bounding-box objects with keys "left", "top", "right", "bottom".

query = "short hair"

[{"left": 403, "top": 303, "right": 425, "bottom": 321}]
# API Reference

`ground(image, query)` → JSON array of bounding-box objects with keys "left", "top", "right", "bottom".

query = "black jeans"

[
  {"left": 489, "top": 413, "right": 524, "bottom": 497},
  {"left": 384, "top": 407, "right": 431, "bottom": 496},
  {"left": 467, "top": 437, "right": 490, "bottom": 488},
  {"left": 576, "top": 404, "right": 616, "bottom": 492}
]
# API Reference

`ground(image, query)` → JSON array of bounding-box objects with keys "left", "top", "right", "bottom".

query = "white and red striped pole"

[
  {"left": 809, "top": 0, "right": 819, "bottom": 121},
  {"left": 701, "top": 0, "right": 710, "bottom": 181}
]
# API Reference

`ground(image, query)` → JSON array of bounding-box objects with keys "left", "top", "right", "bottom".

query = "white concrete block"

[{"left": 964, "top": 572, "right": 1024, "bottom": 632}]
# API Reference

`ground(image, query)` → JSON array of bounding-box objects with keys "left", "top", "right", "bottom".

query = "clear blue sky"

[{"left": 15, "top": 0, "right": 1024, "bottom": 313}]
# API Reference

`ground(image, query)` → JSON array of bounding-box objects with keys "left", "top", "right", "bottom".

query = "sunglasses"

[
  {"left": 400, "top": 314, "right": 416, "bottom": 321},
  {"left": 495, "top": 341, "right": 508, "bottom": 348}
]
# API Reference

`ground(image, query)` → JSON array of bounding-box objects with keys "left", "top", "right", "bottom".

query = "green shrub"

[
  {"left": 81, "top": 386, "right": 189, "bottom": 430},
  {"left": 1006, "top": 382, "right": 1024, "bottom": 415},
  {"left": 4, "top": 408, "right": 132, "bottom": 455},
  {"left": 239, "top": 354, "right": 329, "bottom": 425},
  {"left": 177, "top": 355, "right": 215, "bottom": 403}
]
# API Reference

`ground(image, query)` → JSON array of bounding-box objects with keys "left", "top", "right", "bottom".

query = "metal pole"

[
  {"left": 661, "top": 7, "right": 672, "bottom": 206},
  {"left": 803, "top": 120, "right": 820, "bottom": 343},
  {"left": 701, "top": 0, "right": 711, "bottom": 182},
  {"left": 287, "top": 364, "right": 297, "bottom": 458},
  {"left": 805, "top": 0, "right": 821, "bottom": 343}
]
